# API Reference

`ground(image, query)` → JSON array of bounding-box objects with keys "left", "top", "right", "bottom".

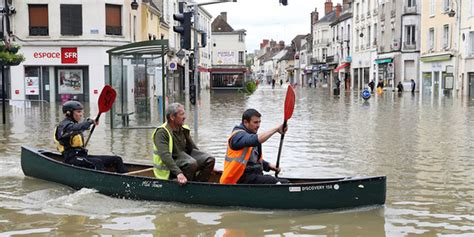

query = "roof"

[
  {"left": 330, "top": 12, "right": 352, "bottom": 26},
  {"left": 291, "top": 35, "right": 307, "bottom": 50},
  {"left": 318, "top": 11, "right": 337, "bottom": 23},
  {"left": 279, "top": 47, "right": 295, "bottom": 62},
  {"left": 211, "top": 15, "right": 234, "bottom": 32},
  {"left": 107, "top": 40, "right": 169, "bottom": 55}
]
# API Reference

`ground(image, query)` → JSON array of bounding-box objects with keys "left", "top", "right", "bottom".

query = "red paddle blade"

[
  {"left": 98, "top": 85, "right": 117, "bottom": 113},
  {"left": 284, "top": 85, "right": 295, "bottom": 121}
]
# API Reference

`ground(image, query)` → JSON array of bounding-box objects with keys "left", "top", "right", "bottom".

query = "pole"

[
  {"left": 193, "top": 5, "right": 199, "bottom": 137},
  {"left": 1, "top": 65, "right": 5, "bottom": 124},
  {"left": 161, "top": 39, "right": 166, "bottom": 123}
]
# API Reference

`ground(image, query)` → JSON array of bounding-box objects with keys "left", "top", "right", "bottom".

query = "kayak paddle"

[
  {"left": 84, "top": 85, "right": 117, "bottom": 147},
  {"left": 275, "top": 85, "right": 295, "bottom": 178}
]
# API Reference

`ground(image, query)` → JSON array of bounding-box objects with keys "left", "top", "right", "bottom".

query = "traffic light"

[
  {"left": 173, "top": 12, "right": 192, "bottom": 50},
  {"left": 189, "top": 84, "right": 196, "bottom": 105}
]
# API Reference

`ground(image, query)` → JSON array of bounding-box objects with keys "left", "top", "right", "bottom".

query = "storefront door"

[
  {"left": 422, "top": 72, "right": 432, "bottom": 95},
  {"left": 434, "top": 71, "right": 440, "bottom": 97},
  {"left": 469, "top": 73, "right": 474, "bottom": 97},
  {"left": 25, "top": 66, "right": 50, "bottom": 102}
]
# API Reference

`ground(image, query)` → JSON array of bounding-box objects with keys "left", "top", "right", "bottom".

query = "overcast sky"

[{"left": 198, "top": 0, "right": 343, "bottom": 53}]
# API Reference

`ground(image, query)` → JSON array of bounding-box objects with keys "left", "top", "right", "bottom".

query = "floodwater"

[{"left": 1, "top": 85, "right": 473, "bottom": 236}]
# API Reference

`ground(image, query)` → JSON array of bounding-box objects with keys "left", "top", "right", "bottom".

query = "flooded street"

[{"left": 1, "top": 85, "right": 473, "bottom": 236}]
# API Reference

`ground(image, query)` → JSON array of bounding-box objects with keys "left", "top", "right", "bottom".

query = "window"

[
  {"left": 407, "top": 0, "right": 416, "bottom": 7},
  {"left": 471, "top": 0, "right": 474, "bottom": 16},
  {"left": 106, "top": 4, "right": 122, "bottom": 35},
  {"left": 367, "top": 26, "right": 371, "bottom": 46},
  {"left": 28, "top": 4, "right": 48, "bottom": 36},
  {"left": 356, "top": 29, "right": 359, "bottom": 48},
  {"left": 406, "top": 25, "right": 416, "bottom": 45},
  {"left": 61, "top": 4, "right": 82, "bottom": 36},
  {"left": 444, "top": 0, "right": 451, "bottom": 12},
  {"left": 469, "top": 31, "right": 474, "bottom": 55},
  {"left": 430, "top": 0, "right": 435, "bottom": 15},
  {"left": 374, "top": 23, "right": 377, "bottom": 44},
  {"left": 443, "top": 24, "right": 450, "bottom": 48},
  {"left": 238, "top": 51, "right": 244, "bottom": 64},
  {"left": 238, "top": 33, "right": 244, "bottom": 42},
  {"left": 429, "top": 28, "right": 435, "bottom": 50}
]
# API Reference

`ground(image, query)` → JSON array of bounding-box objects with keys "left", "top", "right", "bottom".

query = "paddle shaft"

[
  {"left": 275, "top": 120, "right": 287, "bottom": 178},
  {"left": 84, "top": 113, "right": 101, "bottom": 148}
]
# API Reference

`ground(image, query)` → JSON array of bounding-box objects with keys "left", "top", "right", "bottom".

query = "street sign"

[
  {"left": 176, "top": 49, "right": 186, "bottom": 59},
  {"left": 169, "top": 60, "right": 177, "bottom": 71}
]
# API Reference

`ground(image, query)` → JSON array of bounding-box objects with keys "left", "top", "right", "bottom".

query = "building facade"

[
  {"left": 352, "top": 0, "right": 378, "bottom": 91},
  {"left": 420, "top": 0, "right": 458, "bottom": 96},
  {"left": 210, "top": 12, "right": 246, "bottom": 90},
  {"left": 458, "top": 0, "right": 474, "bottom": 96},
  {"left": 11, "top": 0, "right": 137, "bottom": 104}
]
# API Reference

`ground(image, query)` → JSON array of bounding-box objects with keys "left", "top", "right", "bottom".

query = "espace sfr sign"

[{"left": 33, "top": 48, "right": 78, "bottom": 64}]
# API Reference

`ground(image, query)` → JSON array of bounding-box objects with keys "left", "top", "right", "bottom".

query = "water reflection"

[{"left": 1, "top": 85, "right": 474, "bottom": 235}]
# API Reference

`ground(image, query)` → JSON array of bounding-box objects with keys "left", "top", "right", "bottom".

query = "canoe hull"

[{"left": 21, "top": 146, "right": 386, "bottom": 210}]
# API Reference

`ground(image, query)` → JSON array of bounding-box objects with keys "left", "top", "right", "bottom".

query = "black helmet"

[{"left": 62, "top": 101, "right": 84, "bottom": 115}]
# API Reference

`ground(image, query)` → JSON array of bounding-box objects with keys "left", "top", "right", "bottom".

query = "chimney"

[
  {"left": 220, "top": 12, "right": 227, "bottom": 22},
  {"left": 270, "top": 40, "right": 276, "bottom": 48},
  {"left": 324, "top": 0, "right": 333, "bottom": 15},
  {"left": 263, "top": 39, "right": 269, "bottom": 46},
  {"left": 343, "top": 0, "right": 351, "bottom": 10},
  {"left": 311, "top": 9, "right": 319, "bottom": 24},
  {"left": 336, "top": 4, "right": 342, "bottom": 18},
  {"left": 278, "top": 40, "right": 285, "bottom": 49}
]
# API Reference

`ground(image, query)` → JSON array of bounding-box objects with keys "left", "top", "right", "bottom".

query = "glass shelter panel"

[{"left": 107, "top": 40, "right": 168, "bottom": 129}]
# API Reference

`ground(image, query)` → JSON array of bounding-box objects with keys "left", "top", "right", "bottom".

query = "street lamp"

[{"left": 131, "top": 0, "right": 139, "bottom": 10}]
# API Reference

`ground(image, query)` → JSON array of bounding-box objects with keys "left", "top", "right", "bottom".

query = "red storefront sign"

[{"left": 61, "top": 48, "right": 78, "bottom": 64}]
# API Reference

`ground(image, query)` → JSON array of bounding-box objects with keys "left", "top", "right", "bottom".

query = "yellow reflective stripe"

[{"left": 154, "top": 163, "right": 170, "bottom": 170}]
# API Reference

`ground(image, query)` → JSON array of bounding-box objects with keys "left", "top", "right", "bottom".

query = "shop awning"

[
  {"left": 420, "top": 53, "right": 453, "bottom": 62},
  {"left": 334, "top": 63, "right": 350, "bottom": 72},
  {"left": 375, "top": 58, "right": 393, "bottom": 64}
]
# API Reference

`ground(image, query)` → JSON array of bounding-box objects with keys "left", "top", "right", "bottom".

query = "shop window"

[
  {"left": 61, "top": 4, "right": 82, "bottom": 36},
  {"left": 29, "top": 4, "right": 49, "bottom": 36},
  {"left": 106, "top": 4, "right": 122, "bottom": 35}
]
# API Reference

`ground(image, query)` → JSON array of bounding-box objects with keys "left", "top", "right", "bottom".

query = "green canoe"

[{"left": 21, "top": 146, "right": 386, "bottom": 210}]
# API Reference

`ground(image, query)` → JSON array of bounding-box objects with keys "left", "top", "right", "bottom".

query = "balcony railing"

[
  {"left": 326, "top": 55, "right": 335, "bottom": 63},
  {"left": 367, "top": 11, "right": 371, "bottom": 17},
  {"left": 373, "top": 8, "right": 378, "bottom": 16},
  {"left": 380, "top": 13, "right": 385, "bottom": 21},
  {"left": 404, "top": 5, "right": 417, "bottom": 14}
]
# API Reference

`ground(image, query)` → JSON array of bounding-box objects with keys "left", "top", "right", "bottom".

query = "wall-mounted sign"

[
  {"left": 61, "top": 48, "right": 78, "bottom": 64},
  {"left": 25, "top": 77, "right": 39, "bottom": 95},
  {"left": 216, "top": 51, "right": 235, "bottom": 64}
]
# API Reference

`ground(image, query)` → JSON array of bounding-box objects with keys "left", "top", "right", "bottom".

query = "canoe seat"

[{"left": 127, "top": 167, "right": 154, "bottom": 176}]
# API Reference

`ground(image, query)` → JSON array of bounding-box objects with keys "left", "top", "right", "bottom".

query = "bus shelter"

[{"left": 107, "top": 40, "right": 168, "bottom": 129}]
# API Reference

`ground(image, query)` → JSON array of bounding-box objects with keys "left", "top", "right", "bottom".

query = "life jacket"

[
  {"left": 53, "top": 126, "right": 84, "bottom": 153},
  {"left": 220, "top": 129, "right": 261, "bottom": 184},
  {"left": 152, "top": 122, "right": 190, "bottom": 180}
]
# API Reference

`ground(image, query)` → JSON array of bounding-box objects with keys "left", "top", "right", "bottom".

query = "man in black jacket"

[{"left": 54, "top": 101, "right": 127, "bottom": 173}]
